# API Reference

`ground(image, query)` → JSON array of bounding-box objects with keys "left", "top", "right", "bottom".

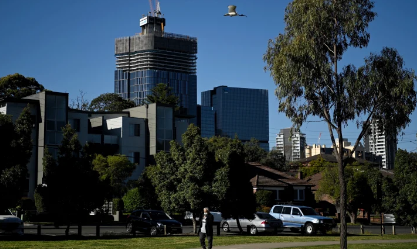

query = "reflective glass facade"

[
  {"left": 45, "top": 94, "right": 68, "bottom": 158},
  {"left": 201, "top": 86, "right": 269, "bottom": 151},
  {"left": 115, "top": 69, "right": 197, "bottom": 123},
  {"left": 156, "top": 106, "right": 174, "bottom": 152},
  {"left": 200, "top": 106, "right": 215, "bottom": 138}
]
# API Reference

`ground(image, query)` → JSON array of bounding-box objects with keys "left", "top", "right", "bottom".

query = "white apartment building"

[
  {"left": 0, "top": 91, "right": 192, "bottom": 199},
  {"left": 276, "top": 128, "right": 306, "bottom": 162},
  {"left": 364, "top": 121, "right": 397, "bottom": 169}
]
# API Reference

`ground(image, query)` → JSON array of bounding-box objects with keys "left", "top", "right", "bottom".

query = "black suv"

[{"left": 126, "top": 210, "right": 182, "bottom": 236}]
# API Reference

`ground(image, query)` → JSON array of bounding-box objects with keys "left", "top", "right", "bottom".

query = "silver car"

[
  {"left": 0, "top": 209, "right": 24, "bottom": 236},
  {"left": 221, "top": 212, "right": 284, "bottom": 235}
]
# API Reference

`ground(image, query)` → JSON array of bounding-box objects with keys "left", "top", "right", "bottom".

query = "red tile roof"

[{"left": 247, "top": 162, "right": 314, "bottom": 188}]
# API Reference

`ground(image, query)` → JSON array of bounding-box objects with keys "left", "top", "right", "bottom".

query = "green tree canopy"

[
  {"left": 255, "top": 190, "right": 275, "bottom": 209},
  {"left": 299, "top": 156, "right": 330, "bottom": 179},
  {"left": 89, "top": 93, "right": 135, "bottom": 112},
  {"left": 144, "top": 83, "right": 179, "bottom": 110},
  {"left": 92, "top": 154, "right": 136, "bottom": 198},
  {"left": 209, "top": 136, "right": 257, "bottom": 233},
  {"left": 122, "top": 188, "right": 142, "bottom": 212},
  {"left": 260, "top": 149, "right": 288, "bottom": 172},
  {"left": 316, "top": 163, "right": 375, "bottom": 224},
  {"left": 0, "top": 73, "right": 45, "bottom": 100},
  {"left": 148, "top": 124, "right": 216, "bottom": 233},
  {"left": 35, "top": 124, "right": 107, "bottom": 230},
  {"left": 385, "top": 149, "right": 417, "bottom": 226},
  {"left": 243, "top": 138, "right": 267, "bottom": 163},
  {"left": 263, "top": 1, "right": 416, "bottom": 247},
  {"left": 0, "top": 106, "right": 33, "bottom": 209}
]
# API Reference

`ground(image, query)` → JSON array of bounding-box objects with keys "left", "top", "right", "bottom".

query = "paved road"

[{"left": 22, "top": 224, "right": 414, "bottom": 237}]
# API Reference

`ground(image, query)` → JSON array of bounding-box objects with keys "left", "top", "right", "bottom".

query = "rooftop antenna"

[
  {"left": 148, "top": 0, "right": 154, "bottom": 16},
  {"left": 155, "top": 1, "right": 162, "bottom": 17}
]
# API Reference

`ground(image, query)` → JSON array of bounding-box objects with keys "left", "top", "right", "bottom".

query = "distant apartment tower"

[
  {"left": 364, "top": 121, "right": 397, "bottom": 169},
  {"left": 114, "top": 9, "right": 197, "bottom": 123},
  {"left": 276, "top": 128, "right": 306, "bottom": 161},
  {"left": 200, "top": 86, "right": 269, "bottom": 151}
]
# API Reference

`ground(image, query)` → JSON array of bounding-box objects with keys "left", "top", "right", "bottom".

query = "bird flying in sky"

[{"left": 224, "top": 5, "right": 247, "bottom": 17}]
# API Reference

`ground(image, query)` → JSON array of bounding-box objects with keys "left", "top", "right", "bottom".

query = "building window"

[
  {"left": 133, "top": 152, "right": 140, "bottom": 164},
  {"left": 46, "top": 120, "right": 55, "bottom": 131},
  {"left": 73, "top": 119, "right": 81, "bottom": 132},
  {"left": 293, "top": 189, "right": 305, "bottom": 201},
  {"left": 129, "top": 124, "right": 140, "bottom": 136},
  {"left": 277, "top": 190, "right": 285, "bottom": 200}
]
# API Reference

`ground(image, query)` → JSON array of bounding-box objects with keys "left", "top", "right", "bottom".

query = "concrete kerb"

[{"left": 191, "top": 239, "right": 417, "bottom": 249}]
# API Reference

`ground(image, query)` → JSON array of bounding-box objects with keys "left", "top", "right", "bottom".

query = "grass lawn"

[
  {"left": 0, "top": 234, "right": 416, "bottom": 249},
  {"left": 278, "top": 243, "right": 417, "bottom": 249}
]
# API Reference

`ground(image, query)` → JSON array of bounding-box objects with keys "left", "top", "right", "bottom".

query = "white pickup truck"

[{"left": 185, "top": 211, "right": 223, "bottom": 223}]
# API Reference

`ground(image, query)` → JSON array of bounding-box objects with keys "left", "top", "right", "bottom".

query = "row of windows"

[
  {"left": 129, "top": 70, "right": 190, "bottom": 80},
  {"left": 266, "top": 189, "right": 305, "bottom": 201}
]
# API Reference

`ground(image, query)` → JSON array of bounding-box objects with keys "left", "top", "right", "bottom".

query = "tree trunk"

[
  {"left": 347, "top": 211, "right": 357, "bottom": 224},
  {"left": 337, "top": 138, "right": 348, "bottom": 249},
  {"left": 192, "top": 212, "right": 198, "bottom": 234},
  {"left": 236, "top": 218, "right": 244, "bottom": 234}
]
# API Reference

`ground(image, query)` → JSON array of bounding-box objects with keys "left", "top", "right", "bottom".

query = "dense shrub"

[
  {"left": 122, "top": 188, "right": 142, "bottom": 212},
  {"left": 112, "top": 198, "right": 124, "bottom": 214},
  {"left": 255, "top": 190, "right": 275, "bottom": 208},
  {"left": 34, "top": 184, "right": 48, "bottom": 213}
]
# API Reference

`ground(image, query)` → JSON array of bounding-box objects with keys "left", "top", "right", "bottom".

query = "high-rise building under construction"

[{"left": 114, "top": 5, "right": 197, "bottom": 123}]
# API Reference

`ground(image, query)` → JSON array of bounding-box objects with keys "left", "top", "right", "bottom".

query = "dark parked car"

[{"left": 126, "top": 210, "right": 182, "bottom": 236}]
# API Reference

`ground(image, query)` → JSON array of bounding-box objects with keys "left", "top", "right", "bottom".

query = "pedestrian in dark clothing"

[{"left": 198, "top": 207, "right": 214, "bottom": 249}]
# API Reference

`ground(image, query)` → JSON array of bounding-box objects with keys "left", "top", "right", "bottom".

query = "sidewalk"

[{"left": 191, "top": 239, "right": 417, "bottom": 249}]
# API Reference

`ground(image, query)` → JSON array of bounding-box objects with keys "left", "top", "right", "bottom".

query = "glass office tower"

[
  {"left": 201, "top": 86, "right": 269, "bottom": 151},
  {"left": 114, "top": 12, "right": 197, "bottom": 123}
]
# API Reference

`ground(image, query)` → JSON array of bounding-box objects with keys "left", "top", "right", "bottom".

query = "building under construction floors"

[{"left": 114, "top": 12, "right": 197, "bottom": 123}]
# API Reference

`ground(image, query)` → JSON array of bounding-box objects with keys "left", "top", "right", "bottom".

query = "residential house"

[{"left": 247, "top": 162, "right": 315, "bottom": 206}]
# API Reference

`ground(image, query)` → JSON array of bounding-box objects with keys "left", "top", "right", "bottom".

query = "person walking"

[{"left": 198, "top": 207, "right": 214, "bottom": 249}]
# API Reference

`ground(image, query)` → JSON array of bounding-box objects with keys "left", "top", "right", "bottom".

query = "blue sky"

[{"left": 1, "top": 0, "right": 416, "bottom": 152}]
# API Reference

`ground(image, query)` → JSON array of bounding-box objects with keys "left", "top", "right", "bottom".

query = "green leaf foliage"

[
  {"left": 136, "top": 168, "right": 161, "bottom": 210},
  {"left": 89, "top": 93, "right": 135, "bottom": 112},
  {"left": 385, "top": 149, "right": 417, "bottom": 226},
  {"left": 148, "top": 125, "right": 258, "bottom": 233},
  {"left": 35, "top": 124, "right": 107, "bottom": 223},
  {"left": 0, "top": 73, "right": 44, "bottom": 100},
  {"left": 0, "top": 106, "right": 33, "bottom": 209},
  {"left": 148, "top": 124, "right": 216, "bottom": 214},
  {"left": 255, "top": 190, "right": 275, "bottom": 208},
  {"left": 300, "top": 156, "right": 331, "bottom": 179},
  {"left": 208, "top": 136, "right": 257, "bottom": 222},
  {"left": 261, "top": 149, "right": 288, "bottom": 172},
  {"left": 122, "top": 188, "right": 142, "bottom": 212},
  {"left": 144, "top": 83, "right": 179, "bottom": 110},
  {"left": 316, "top": 162, "right": 376, "bottom": 223},
  {"left": 93, "top": 154, "right": 136, "bottom": 198},
  {"left": 263, "top": 0, "right": 416, "bottom": 245},
  {"left": 243, "top": 138, "right": 267, "bottom": 163}
]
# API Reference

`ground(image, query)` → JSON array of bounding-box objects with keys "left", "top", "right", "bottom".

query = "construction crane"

[
  {"left": 148, "top": 0, "right": 154, "bottom": 16},
  {"left": 318, "top": 133, "right": 321, "bottom": 146}
]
